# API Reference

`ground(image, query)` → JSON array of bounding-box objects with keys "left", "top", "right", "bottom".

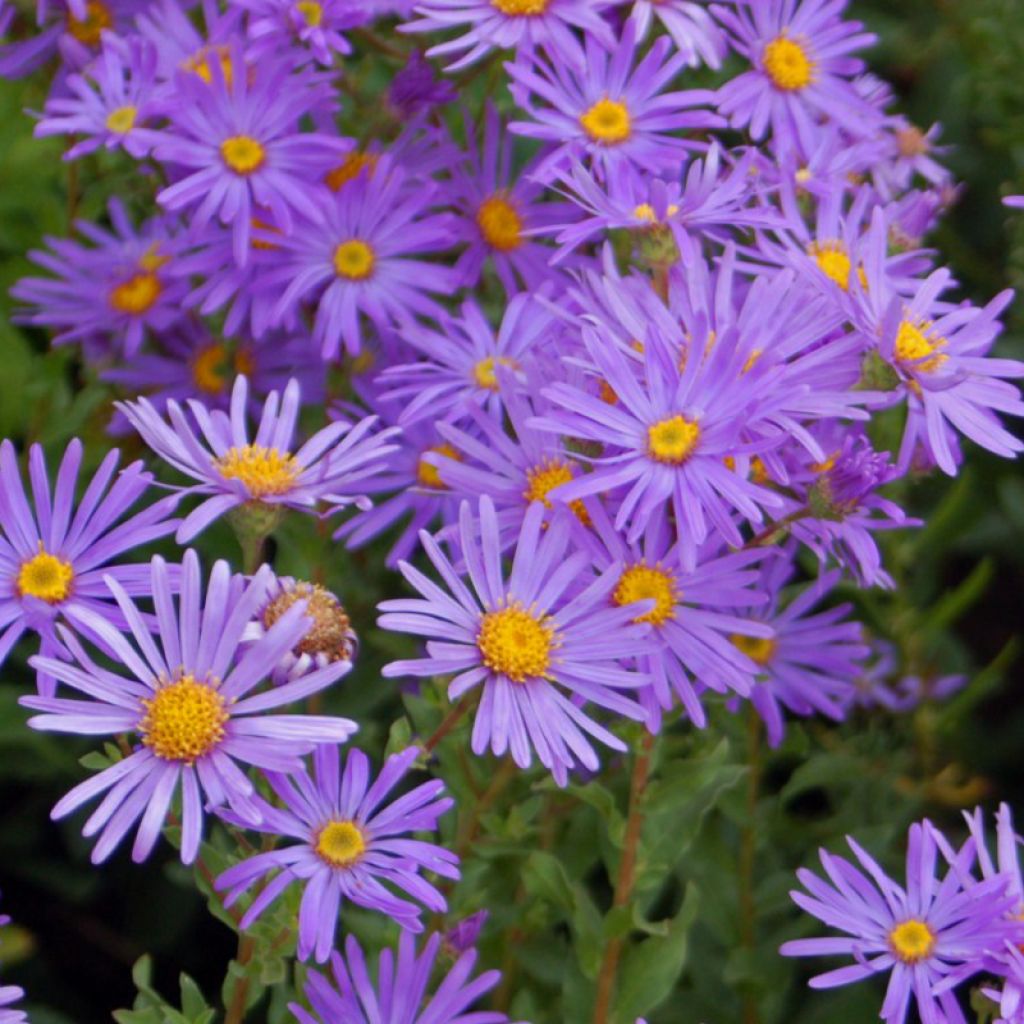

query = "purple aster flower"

[
  {"left": 444, "top": 910, "right": 489, "bottom": 954},
  {"left": 450, "top": 103, "right": 572, "bottom": 295},
  {"left": 231, "top": 0, "right": 367, "bottom": 66},
  {"left": 118, "top": 375, "right": 400, "bottom": 542},
  {"left": 854, "top": 211, "right": 1024, "bottom": 476},
  {"left": 735, "top": 559, "right": 868, "bottom": 746},
  {"left": 400, "top": 0, "right": 615, "bottom": 70},
  {"left": 21, "top": 550, "right": 359, "bottom": 864},
  {"left": 0, "top": 438, "right": 180, "bottom": 696},
  {"left": 873, "top": 120, "right": 953, "bottom": 200},
  {"left": 387, "top": 49, "right": 457, "bottom": 117},
  {"left": 630, "top": 0, "right": 726, "bottom": 68},
  {"left": 781, "top": 821, "right": 1021, "bottom": 1024},
  {"left": 713, "top": 0, "right": 882, "bottom": 157},
  {"left": 216, "top": 745, "right": 457, "bottom": 961},
  {"left": 241, "top": 575, "right": 357, "bottom": 684},
  {"left": 34, "top": 32, "right": 163, "bottom": 159},
  {"left": 266, "top": 160, "right": 459, "bottom": 358},
  {"left": 377, "top": 295, "right": 552, "bottom": 427},
  {"left": 507, "top": 21, "right": 721, "bottom": 183},
  {"left": 12, "top": 199, "right": 188, "bottom": 356},
  {"left": 378, "top": 496, "right": 653, "bottom": 785},
  {"left": 153, "top": 50, "right": 347, "bottom": 267},
  {"left": 577, "top": 499, "right": 773, "bottom": 730},
  {"left": 290, "top": 931, "right": 509, "bottom": 1024}
]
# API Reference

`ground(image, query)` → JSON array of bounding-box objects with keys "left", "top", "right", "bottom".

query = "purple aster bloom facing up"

[
  {"left": 734, "top": 559, "right": 868, "bottom": 746},
  {"left": 713, "top": 0, "right": 882, "bottom": 157},
  {"left": 0, "top": 438, "right": 180, "bottom": 696},
  {"left": 387, "top": 49, "right": 457, "bottom": 117},
  {"left": 377, "top": 295, "right": 552, "bottom": 428},
  {"left": 781, "top": 821, "right": 1022, "bottom": 1024},
  {"left": 290, "top": 931, "right": 509, "bottom": 1024},
  {"left": 854, "top": 211, "right": 1024, "bottom": 476},
  {"left": 21, "top": 550, "right": 359, "bottom": 865},
  {"left": 216, "top": 745, "right": 458, "bottom": 961},
  {"left": 507, "top": 21, "right": 722, "bottom": 184},
  {"left": 450, "top": 103, "right": 573, "bottom": 295},
  {"left": 400, "top": 0, "right": 615, "bottom": 70},
  {"left": 12, "top": 199, "right": 188, "bottom": 356},
  {"left": 378, "top": 496, "right": 654, "bottom": 786},
  {"left": 118, "top": 375, "right": 400, "bottom": 543},
  {"left": 35, "top": 32, "right": 163, "bottom": 160},
  {"left": 153, "top": 50, "right": 348, "bottom": 267},
  {"left": 266, "top": 160, "right": 459, "bottom": 358},
  {"left": 630, "top": 0, "right": 727, "bottom": 68},
  {"left": 232, "top": 0, "right": 367, "bottom": 66},
  {"left": 241, "top": 575, "right": 357, "bottom": 685}
]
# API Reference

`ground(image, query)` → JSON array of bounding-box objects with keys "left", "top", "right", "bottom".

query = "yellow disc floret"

[
  {"left": 888, "top": 919, "right": 936, "bottom": 964},
  {"left": 612, "top": 563, "right": 678, "bottom": 626},
  {"left": 895, "top": 319, "right": 947, "bottom": 373},
  {"left": 109, "top": 271, "right": 161, "bottom": 315},
  {"left": 491, "top": 0, "right": 549, "bottom": 14},
  {"left": 333, "top": 239, "right": 375, "bottom": 281},
  {"left": 325, "top": 152, "right": 378, "bottom": 191},
  {"left": 647, "top": 415, "right": 700, "bottom": 465},
  {"left": 184, "top": 45, "right": 233, "bottom": 86},
  {"left": 66, "top": 0, "right": 112, "bottom": 45},
  {"left": 809, "top": 242, "right": 854, "bottom": 291},
  {"left": 524, "top": 459, "right": 590, "bottom": 524},
  {"left": 296, "top": 0, "right": 322, "bottom": 26},
  {"left": 139, "top": 676, "right": 229, "bottom": 764},
  {"left": 473, "top": 355, "right": 518, "bottom": 391},
  {"left": 477, "top": 194, "right": 523, "bottom": 252},
  {"left": 18, "top": 547, "right": 74, "bottom": 604},
  {"left": 105, "top": 105, "right": 137, "bottom": 134},
  {"left": 214, "top": 444, "right": 299, "bottom": 497},
  {"left": 580, "top": 97, "right": 632, "bottom": 145},
  {"left": 417, "top": 444, "right": 461, "bottom": 490},
  {"left": 315, "top": 820, "right": 366, "bottom": 867},
  {"left": 731, "top": 634, "right": 777, "bottom": 666},
  {"left": 762, "top": 35, "right": 814, "bottom": 91},
  {"left": 221, "top": 135, "right": 266, "bottom": 175},
  {"left": 477, "top": 602, "right": 555, "bottom": 683}
]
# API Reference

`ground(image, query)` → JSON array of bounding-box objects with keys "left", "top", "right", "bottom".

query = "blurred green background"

[{"left": 0, "top": 2, "right": 1021, "bottom": 1022}]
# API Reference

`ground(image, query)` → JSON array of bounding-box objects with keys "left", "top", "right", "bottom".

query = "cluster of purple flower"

[{"left": 0, "top": 0, "right": 1021, "bottom": 1020}]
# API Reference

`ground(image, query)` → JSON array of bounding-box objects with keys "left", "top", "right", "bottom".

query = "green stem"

[{"left": 739, "top": 706, "right": 762, "bottom": 1024}]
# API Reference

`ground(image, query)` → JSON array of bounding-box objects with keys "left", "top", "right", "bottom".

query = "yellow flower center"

[
  {"left": 762, "top": 35, "right": 814, "bottom": 91},
  {"left": 612, "top": 563, "right": 678, "bottom": 627},
  {"left": 263, "top": 583, "right": 353, "bottom": 661},
  {"left": 580, "top": 97, "right": 632, "bottom": 145},
  {"left": 66, "top": 0, "right": 112, "bottom": 45},
  {"left": 109, "top": 272, "right": 162, "bottom": 315},
  {"left": 220, "top": 135, "right": 266, "bottom": 176},
  {"left": 897, "top": 126, "right": 928, "bottom": 158},
  {"left": 473, "top": 356, "right": 518, "bottom": 392},
  {"left": 184, "top": 45, "right": 233, "bottom": 86},
  {"left": 809, "top": 242, "right": 854, "bottom": 291},
  {"left": 647, "top": 415, "right": 700, "bottom": 465},
  {"left": 214, "top": 444, "right": 299, "bottom": 497},
  {"left": 895, "top": 320, "right": 947, "bottom": 373},
  {"left": 634, "top": 202, "right": 680, "bottom": 224},
  {"left": 333, "top": 239, "right": 375, "bottom": 281},
  {"left": 523, "top": 460, "right": 590, "bottom": 524},
  {"left": 105, "top": 105, "right": 137, "bottom": 134},
  {"left": 139, "top": 676, "right": 229, "bottom": 764},
  {"left": 491, "top": 0, "right": 549, "bottom": 14},
  {"left": 477, "top": 603, "right": 555, "bottom": 683},
  {"left": 731, "top": 634, "right": 777, "bottom": 666},
  {"left": 888, "top": 919, "right": 936, "bottom": 964},
  {"left": 325, "top": 152, "right": 378, "bottom": 191},
  {"left": 296, "top": 0, "right": 322, "bottom": 26},
  {"left": 315, "top": 820, "right": 366, "bottom": 867},
  {"left": 17, "top": 547, "right": 74, "bottom": 604},
  {"left": 476, "top": 194, "right": 523, "bottom": 252},
  {"left": 191, "top": 343, "right": 254, "bottom": 395},
  {"left": 416, "top": 443, "right": 461, "bottom": 490}
]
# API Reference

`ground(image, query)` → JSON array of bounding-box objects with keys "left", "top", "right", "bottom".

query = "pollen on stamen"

[
  {"left": 105, "top": 105, "right": 137, "bottom": 135},
  {"left": 333, "top": 239, "right": 375, "bottom": 281},
  {"left": 647, "top": 414, "right": 700, "bottom": 465},
  {"left": 491, "top": 0, "right": 550, "bottom": 14},
  {"left": 214, "top": 444, "right": 300, "bottom": 498},
  {"left": 523, "top": 459, "right": 590, "bottom": 524},
  {"left": 762, "top": 34, "right": 815, "bottom": 91},
  {"left": 315, "top": 820, "right": 366, "bottom": 867},
  {"left": 17, "top": 546, "right": 74, "bottom": 604},
  {"left": 888, "top": 919, "right": 936, "bottom": 964},
  {"left": 417, "top": 444, "right": 461, "bottom": 490},
  {"left": 221, "top": 135, "right": 266, "bottom": 176},
  {"left": 580, "top": 97, "right": 632, "bottom": 145},
  {"left": 109, "top": 272, "right": 162, "bottom": 315},
  {"left": 612, "top": 563, "right": 678, "bottom": 627},
  {"left": 895, "top": 319, "right": 948, "bottom": 373},
  {"left": 139, "top": 675, "right": 229, "bottom": 764},
  {"left": 477, "top": 602, "right": 556, "bottom": 683},
  {"left": 476, "top": 194, "right": 523, "bottom": 252}
]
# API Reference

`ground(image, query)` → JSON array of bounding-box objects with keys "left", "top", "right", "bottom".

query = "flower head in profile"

[
  {"left": 216, "top": 745, "right": 458, "bottom": 962},
  {"left": 153, "top": 49, "right": 347, "bottom": 266},
  {"left": 713, "top": 0, "right": 882, "bottom": 156},
  {"left": 781, "top": 821, "right": 1021, "bottom": 1024},
  {"left": 12, "top": 199, "right": 187, "bottom": 355},
  {"left": 291, "top": 931, "right": 509, "bottom": 1024},
  {"left": 378, "top": 496, "right": 653, "bottom": 785},
  {"left": 0, "top": 438, "right": 180, "bottom": 695},
  {"left": 118, "top": 375, "right": 400, "bottom": 542},
  {"left": 21, "top": 550, "right": 358, "bottom": 864}
]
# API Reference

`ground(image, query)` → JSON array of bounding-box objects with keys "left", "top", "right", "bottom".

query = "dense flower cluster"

[{"left": 0, "top": 0, "right": 1020, "bottom": 1020}]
